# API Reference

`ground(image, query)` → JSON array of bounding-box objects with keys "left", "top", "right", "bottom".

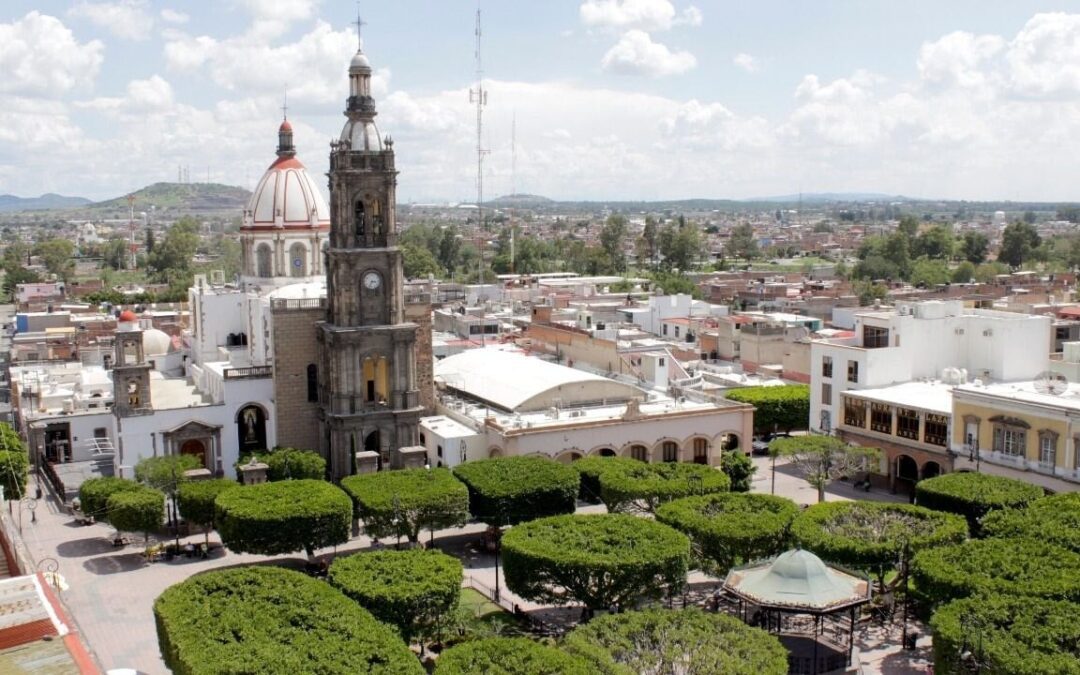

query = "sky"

[{"left": 4, "top": 1, "right": 1080, "bottom": 203}]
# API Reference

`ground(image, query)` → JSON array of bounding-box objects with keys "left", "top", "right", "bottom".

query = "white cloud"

[
  {"left": 68, "top": 0, "right": 154, "bottom": 41},
  {"left": 1006, "top": 12, "right": 1080, "bottom": 97},
  {"left": 0, "top": 12, "right": 104, "bottom": 97},
  {"left": 733, "top": 52, "right": 759, "bottom": 73},
  {"left": 160, "top": 8, "right": 189, "bottom": 24},
  {"left": 917, "top": 31, "right": 1004, "bottom": 89},
  {"left": 675, "top": 6, "right": 703, "bottom": 27},
  {"left": 236, "top": 0, "right": 319, "bottom": 39},
  {"left": 79, "top": 75, "right": 175, "bottom": 112},
  {"left": 580, "top": 0, "right": 677, "bottom": 32},
  {"left": 601, "top": 30, "right": 696, "bottom": 77}
]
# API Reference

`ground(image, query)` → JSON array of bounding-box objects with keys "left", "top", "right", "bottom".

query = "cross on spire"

[
  {"left": 281, "top": 88, "right": 288, "bottom": 120},
  {"left": 354, "top": 4, "right": 366, "bottom": 49}
]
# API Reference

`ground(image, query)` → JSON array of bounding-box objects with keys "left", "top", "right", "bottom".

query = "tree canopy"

[
  {"left": 998, "top": 221, "right": 1040, "bottom": 268},
  {"left": 914, "top": 472, "right": 1043, "bottom": 533},
  {"left": 329, "top": 549, "right": 462, "bottom": 646},
  {"left": 238, "top": 447, "right": 326, "bottom": 481},
  {"left": 0, "top": 448, "right": 29, "bottom": 499},
  {"left": 720, "top": 450, "right": 756, "bottom": 492},
  {"left": 154, "top": 566, "right": 422, "bottom": 675},
  {"left": 434, "top": 637, "right": 589, "bottom": 675},
  {"left": 768, "top": 436, "right": 880, "bottom": 502},
  {"left": 78, "top": 477, "right": 143, "bottom": 520},
  {"left": 980, "top": 492, "right": 1080, "bottom": 553},
  {"left": 176, "top": 478, "right": 238, "bottom": 545},
  {"left": 214, "top": 479, "right": 351, "bottom": 558},
  {"left": 599, "top": 462, "right": 730, "bottom": 514},
  {"left": 452, "top": 456, "right": 579, "bottom": 526},
  {"left": 502, "top": 514, "right": 690, "bottom": 611},
  {"left": 571, "top": 456, "right": 646, "bottom": 503},
  {"left": 340, "top": 468, "right": 469, "bottom": 543},
  {"left": 655, "top": 493, "right": 798, "bottom": 573},
  {"left": 135, "top": 454, "right": 202, "bottom": 496},
  {"left": 725, "top": 385, "right": 810, "bottom": 433},
  {"left": 107, "top": 486, "right": 165, "bottom": 543},
  {"left": 563, "top": 609, "right": 788, "bottom": 675}
]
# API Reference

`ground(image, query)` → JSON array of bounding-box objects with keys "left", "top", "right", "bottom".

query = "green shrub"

[
  {"left": 329, "top": 549, "right": 462, "bottom": 645},
  {"left": 563, "top": 609, "right": 788, "bottom": 675},
  {"left": 453, "top": 456, "right": 579, "bottom": 526},
  {"left": 725, "top": 384, "right": 810, "bottom": 433},
  {"left": 502, "top": 514, "right": 690, "bottom": 611},
  {"left": 911, "top": 538, "right": 1080, "bottom": 606},
  {"left": 981, "top": 492, "right": 1080, "bottom": 552},
  {"left": 107, "top": 487, "right": 165, "bottom": 543},
  {"left": 176, "top": 479, "right": 239, "bottom": 545},
  {"left": 720, "top": 450, "right": 756, "bottom": 492},
  {"left": 154, "top": 566, "right": 422, "bottom": 675},
  {"left": 238, "top": 447, "right": 326, "bottom": 481},
  {"left": 655, "top": 493, "right": 798, "bottom": 573},
  {"left": 571, "top": 456, "right": 645, "bottom": 503},
  {"left": 215, "top": 479, "right": 351, "bottom": 558},
  {"left": 78, "top": 477, "right": 142, "bottom": 520},
  {"left": 915, "top": 472, "right": 1043, "bottom": 533},
  {"left": 434, "top": 637, "right": 589, "bottom": 675},
  {"left": 930, "top": 595, "right": 1080, "bottom": 675},
  {"left": 341, "top": 468, "right": 468, "bottom": 543},
  {"left": 599, "top": 462, "right": 729, "bottom": 514},
  {"left": 791, "top": 501, "right": 967, "bottom": 584},
  {"left": 0, "top": 449, "right": 29, "bottom": 499}
]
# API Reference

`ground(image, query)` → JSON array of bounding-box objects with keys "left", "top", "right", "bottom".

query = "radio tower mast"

[
  {"left": 469, "top": 6, "right": 489, "bottom": 290},
  {"left": 127, "top": 194, "right": 138, "bottom": 269},
  {"left": 510, "top": 113, "right": 516, "bottom": 275}
]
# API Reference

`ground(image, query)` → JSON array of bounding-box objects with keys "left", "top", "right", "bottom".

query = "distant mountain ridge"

[
  {"left": 0, "top": 193, "right": 91, "bottom": 212},
  {"left": 749, "top": 192, "right": 908, "bottom": 203},
  {"left": 88, "top": 182, "right": 251, "bottom": 213}
]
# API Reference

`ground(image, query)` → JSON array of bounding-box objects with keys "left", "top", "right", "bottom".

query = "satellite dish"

[{"left": 1034, "top": 370, "right": 1069, "bottom": 396}]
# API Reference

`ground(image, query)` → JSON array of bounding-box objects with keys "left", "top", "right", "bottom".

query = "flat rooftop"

[{"left": 844, "top": 380, "right": 955, "bottom": 414}]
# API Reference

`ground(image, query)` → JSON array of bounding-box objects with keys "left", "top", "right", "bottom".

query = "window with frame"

[
  {"left": 924, "top": 414, "right": 949, "bottom": 446},
  {"left": 630, "top": 445, "right": 648, "bottom": 462},
  {"left": 863, "top": 325, "right": 890, "bottom": 349},
  {"left": 1038, "top": 430, "right": 1058, "bottom": 467},
  {"left": 693, "top": 438, "right": 709, "bottom": 464},
  {"left": 896, "top": 408, "right": 920, "bottom": 440},
  {"left": 662, "top": 441, "right": 679, "bottom": 462},
  {"left": 993, "top": 425, "right": 1026, "bottom": 456},
  {"left": 847, "top": 360, "right": 859, "bottom": 383},
  {"left": 843, "top": 398, "right": 867, "bottom": 427},
  {"left": 306, "top": 364, "right": 318, "bottom": 403},
  {"left": 822, "top": 356, "right": 833, "bottom": 378},
  {"left": 870, "top": 403, "right": 893, "bottom": 434},
  {"left": 821, "top": 382, "right": 832, "bottom": 405}
]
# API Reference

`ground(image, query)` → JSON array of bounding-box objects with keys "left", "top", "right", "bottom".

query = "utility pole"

[{"left": 510, "top": 112, "right": 516, "bottom": 276}]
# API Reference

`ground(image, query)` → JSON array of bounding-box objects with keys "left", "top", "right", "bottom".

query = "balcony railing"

[
  {"left": 223, "top": 365, "right": 273, "bottom": 380},
  {"left": 270, "top": 297, "right": 327, "bottom": 311}
]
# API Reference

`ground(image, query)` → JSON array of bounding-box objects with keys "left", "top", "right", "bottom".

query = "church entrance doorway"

[{"left": 180, "top": 439, "right": 207, "bottom": 467}]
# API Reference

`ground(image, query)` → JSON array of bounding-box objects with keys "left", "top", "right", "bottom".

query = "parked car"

[{"left": 751, "top": 438, "right": 771, "bottom": 455}]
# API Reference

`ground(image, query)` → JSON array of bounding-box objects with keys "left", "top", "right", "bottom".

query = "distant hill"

[
  {"left": 748, "top": 192, "right": 909, "bottom": 204},
  {"left": 488, "top": 193, "right": 554, "bottom": 207},
  {"left": 0, "top": 193, "right": 91, "bottom": 212},
  {"left": 88, "top": 182, "right": 251, "bottom": 214}
]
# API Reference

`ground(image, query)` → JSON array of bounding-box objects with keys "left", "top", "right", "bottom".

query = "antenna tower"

[
  {"left": 510, "top": 113, "right": 516, "bottom": 275},
  {"left": 469, "top": 6, "right": 490, "bottom": 289},
  {"left": 127, "top": 194, "right": 138, "bottom": 269}
]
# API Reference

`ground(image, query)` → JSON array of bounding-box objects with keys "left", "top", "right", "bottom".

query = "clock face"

[{"left": 363, "top": 272, "right": 381, "bottom": 290}]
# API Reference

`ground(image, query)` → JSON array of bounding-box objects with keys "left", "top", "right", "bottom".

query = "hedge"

[
  {"left": 0, "top": 449, "right": 29, "bottom": 499},
  {"left": 725, "top": 384, "right": 810, "bottom": 433},
  {"left": 599, "top": 462, "right": 730, "bottom": 514},
  {"left": 571, "top": 456, "right": 645, "bottom": 503},
  {"left": 215, "top": 479, "right": 351, "bottom": 558},
  {"left": 563, "top": 609, "right": 788, "bottom": 675},
  {"left": 78, "top": 477, "right": 143, "bottom": 520},
  {"left": 434, "top": 637, "right": 589, "bottom": 675},
  {"left": 341, "top": 468, "right": 468, "bottom": 543},
  {"left": 930, "top": 595, "right": 1080, "bottom": 675},
  {"left": 329, "top": 549, "right": 462, "bottom": 645},
  {"left": 238, "top": 447, "right": 326, "bottom": 481},
  {"left": 107, "top": 486, "right": 165, "bottom": 542},
  {"left": 655, "top": 493, "right": 798, "bottom": 573},
  {"left": 790, "top": 501, "right": 967, "bottom": 584},
  {"left": 981, "top": 492, "right": 1080, "bottom": 553},
  {"left": 177, "top": 479, "right": 239, "bottom": 545},
  {"left": 154, "top": 566, "right": 422, "bottom": 675},
  {"left": 502, "top": 514, "right": 690, "bottom": 611},
  {"left": 911, "top": 538, "right": 1080, "bottom": 606},
  {"left": 452, "top": 456, "right": 579, "bottom": 526},
  {"left": 915, "top": 472, "right": 1043, "bottom": 533}
]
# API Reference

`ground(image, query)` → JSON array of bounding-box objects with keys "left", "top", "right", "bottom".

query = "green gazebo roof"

[{"left": 723, "top": 549, "right": 872, "bottom": 612}]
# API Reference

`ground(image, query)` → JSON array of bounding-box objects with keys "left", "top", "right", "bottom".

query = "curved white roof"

[
  {"left": 243, "top": 155, "right": 330, "bottom": 230},
  {"left": 142, "top": 328, "right": 172, "bottom": 356},
  {"left": 265, "top": 280, "right": 327, "bottom": 300},
  {"left": 435, "top": 348, "right": 642, "bottom": 413},
  {"left": 724, "top": 549, "right": 871, "bottom": 611}
]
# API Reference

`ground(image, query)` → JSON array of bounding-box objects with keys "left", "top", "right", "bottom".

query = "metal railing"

[
  {"left": 223, "top": 365, "right": 273, "bottom": 380},
  {"left": 270, "top": 297, "right": 327, "bottom": 311}
]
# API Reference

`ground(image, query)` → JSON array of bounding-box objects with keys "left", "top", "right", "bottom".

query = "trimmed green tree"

[
  {"left": 215, "top": 479, "right": 351, "bottom": 559},
  {"left": 769, "top": 436, "right": 881, "bottom": 503},
  {"left": 329, "top": 549, "right": 462, "bottom": 649},
  {"left": 725, "top": 384, "right": 810, "bottom": 433},
  {"left": 154, "top": 566, "right": 422, "bottom": 675},
  {"left": 107, "top": 487, "right": 165, "bottom": 545},
  {"left": 78, "top": 476, "right": 142, "bottom": 520},
  {"left": 0, "top": 449, "right": 29, "bottom": 500},
  {"left": 502, "top": 514, "right": 690, "bottom": 611},
  {"left": 911, "top": 538, "right": 1080, "bottom": 606},
  {"left": 435, "top": 637, "right": 589, "bottom": 675},
  {"left": 915, "top": 472, "right": 1044, "bottom": 533},
  {"left": 790, "top": 501, "right": 968, "bottom": 588},
  {"left": 341, "top": 468, "right": 468, "bottom": 544},
  {"left": 135, "top": 454, "right": 202, "bottom": 548},
  {"left": 237, "top": 447, "right": 327, "bottom": 481},
  {"left": 563, "top": 609, "right": 788, "bottom": 675},
  {"left": 981, "top": 492, "right": 1080, "bottom": 552},
  {"left": 571, "top": 456, "right": 645, "bottom": 503},
  {"left": 599, "top": 462, "right": 730, "bottom": 514},
  {"left": 176, "top": 478, "right": 239, "bottom": 547},
  {"left": 720, "top": 450, "right": 756, "bottom": 492},
  {"left": 452, "top": 456, "right": 579, "bottom": 526},
  {"left": 655, "top": 493, "right": 798, "bottom": 573},
  {"left": 929, "top": 595, "right": 1080, "bottom": 675}
]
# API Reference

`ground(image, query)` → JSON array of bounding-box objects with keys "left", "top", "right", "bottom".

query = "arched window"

[
  {"left": 693, "top": 438, "right": 709, "bottom": 464},
  {"left": 289, "top": 243, "right": 307, "bottom": 277},
  {"left": 354, "top": 200, "right": 366, "bottom": 237},
  {"left": 256, "top": 243, "right": 272, "bottom": 278},
  {"left": 662, "top": 441, "right": 679, "bottom": 462},
  {"left": 630, "top": 445, "right": 648, "bottom": 462},
  {"left": 371, "top": 200, "right": 383, "bottom": 236},
  {"left": 306, "top": 364, "right": 318, "bottom": 402}
]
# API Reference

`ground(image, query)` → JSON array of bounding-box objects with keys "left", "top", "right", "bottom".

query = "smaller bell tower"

[{"left": 112, "top": 315, "right": 152, "bottom": 417}]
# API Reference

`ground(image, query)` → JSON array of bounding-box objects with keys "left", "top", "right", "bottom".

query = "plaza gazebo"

[{"left": 722, "top": 549, "right": 872, "bottom": 675}]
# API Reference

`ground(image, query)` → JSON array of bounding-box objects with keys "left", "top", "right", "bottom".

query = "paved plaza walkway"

[{"left": 11, "top": 458, "right": 925, "bottom": 674}]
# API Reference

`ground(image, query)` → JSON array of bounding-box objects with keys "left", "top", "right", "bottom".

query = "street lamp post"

[
  {"left": 425, "top": 463, "right": 435, "bottom": 547},
  {"left": 392, "top": 493, "right": 402, "bottom": 549},
  {"left": 493, "top": 510, "right": 505, "bottom": 602}
]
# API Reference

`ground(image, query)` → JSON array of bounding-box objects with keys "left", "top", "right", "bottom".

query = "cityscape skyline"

[{"left": 3, "top": 1, "right": 1080, "bottom": 203}]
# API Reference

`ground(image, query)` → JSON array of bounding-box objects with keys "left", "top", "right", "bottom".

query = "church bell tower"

[{"left": 317, "top": 36, "right": 422, "bottom": 479}]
